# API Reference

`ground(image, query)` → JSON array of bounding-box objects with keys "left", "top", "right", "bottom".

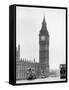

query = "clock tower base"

[{"left": 39, "top": 63, "right": 49, "bottom": 78}]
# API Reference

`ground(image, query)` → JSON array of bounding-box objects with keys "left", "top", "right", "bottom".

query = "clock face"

[{"left": 41, "top": 36, "right": 45, "bottom": 40}]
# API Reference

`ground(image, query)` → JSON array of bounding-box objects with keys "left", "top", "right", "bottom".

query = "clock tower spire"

[
  {"left": 39, "top": 16, "right": 49, "bottom": 36},
  {"left": 39, "top": 16, "right": 49, "bottom": 77},
  {"left": 42, "top": 16, "right": 46, "bottom": 28}
]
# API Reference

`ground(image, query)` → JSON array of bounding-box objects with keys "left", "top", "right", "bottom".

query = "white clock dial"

[{"left": 41, "top": 36, "right": 45, "bottom": 40}]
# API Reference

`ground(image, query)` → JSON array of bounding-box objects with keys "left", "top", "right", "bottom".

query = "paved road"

[{"left": 16, "top": 76, "right": 66, "bottom": 84}]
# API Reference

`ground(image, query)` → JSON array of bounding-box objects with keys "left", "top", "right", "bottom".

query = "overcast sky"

[{"left": 16, "top": 6, "right": 66, "bottom": 70}]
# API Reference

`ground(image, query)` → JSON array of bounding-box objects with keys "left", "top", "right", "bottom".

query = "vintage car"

[
  {"left": 39, "top": 72, "right": 46, "bottom": 78},
  {"left": 27, "top": 68, "right": 36, "bottom": 80}
]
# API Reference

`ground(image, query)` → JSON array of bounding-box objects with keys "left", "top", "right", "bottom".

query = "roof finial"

[{"left": 42, "top": 15, "right": 46, "bottom": 25}]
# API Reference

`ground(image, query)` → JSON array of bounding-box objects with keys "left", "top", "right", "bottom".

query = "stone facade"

[{"left": 16, "top": 45, "right": 39, "bottom": 80}]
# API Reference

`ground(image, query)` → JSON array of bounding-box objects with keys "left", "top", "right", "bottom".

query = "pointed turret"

[
  {"left": 39, "top": 16, "right": 49, "bottom": 36},
  {"left": 18, "top": 44, "right": 20, "bottom": 59},
  {"left": 42, "top": 16, "right": 46, "bottom": 25}
]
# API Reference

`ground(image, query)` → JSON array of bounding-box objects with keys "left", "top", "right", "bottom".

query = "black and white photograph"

[
  {"left": 15, "top": 5, "right": 67, "bottom": 84},
  {"left": 0, "top": 0, "right": 69, "bottom": 89}
]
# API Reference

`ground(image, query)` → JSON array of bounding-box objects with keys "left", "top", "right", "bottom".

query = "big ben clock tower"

[{"left": 39, "top": 16, "right": 49, "bottom": 77}]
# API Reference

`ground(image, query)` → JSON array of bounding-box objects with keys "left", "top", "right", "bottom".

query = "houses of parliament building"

[{"left": 16, "top": 16, "right": 49, "bottom": 80}]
